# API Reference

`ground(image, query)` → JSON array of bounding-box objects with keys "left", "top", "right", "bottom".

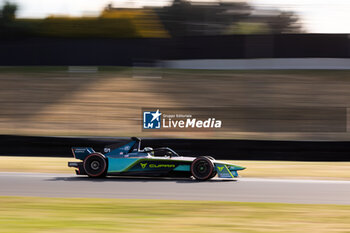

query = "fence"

[
  {"left": 1, "top": 135, "right": 350, "bottom": 161},
  {"left": 0, "top": 34, "right": 349, "bottom": 65}
]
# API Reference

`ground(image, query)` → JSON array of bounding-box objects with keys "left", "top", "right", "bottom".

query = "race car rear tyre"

[
  {"left": 83, "top": 153, "right": 107, "bottom": 178},
  {"left": 191, "top": 156, "right": 214, "bottom": 181}
]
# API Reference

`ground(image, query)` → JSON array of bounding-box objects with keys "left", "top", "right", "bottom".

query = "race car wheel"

[
  {"left": 210, "top": 171, "right": 217, "bottom": 179},
  {"left": 83, "top": 153, "right": 107, "bottom": 178},
  {"left": 205, "top": 156, "right": 215, "bottom": 161},
  {"left": 204, "top": 156, "right": 217, "bottom": 178},
  {"left": 191, "top": 156, "right": 214, "bottom": 181}
]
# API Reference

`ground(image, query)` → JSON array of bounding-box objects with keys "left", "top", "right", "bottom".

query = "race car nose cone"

[{"left": 235, "top": 165, "right": 246, "bottom": 170}]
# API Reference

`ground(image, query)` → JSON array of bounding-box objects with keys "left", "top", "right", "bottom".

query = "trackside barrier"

[{"left": 0, "top": 135, "right": 350, "bottom": 161}]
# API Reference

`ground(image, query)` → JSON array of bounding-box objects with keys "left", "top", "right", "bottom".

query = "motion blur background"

[
  {"left": 2, "top": 3, "right": 350, "bottom": 233},
  {"left": 1, "top": 0, "right": 350, "bottom": 140}
]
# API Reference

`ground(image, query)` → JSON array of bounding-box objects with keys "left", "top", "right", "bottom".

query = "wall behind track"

[{"left": 1, "top": 135, "right": 349, "bottom": 161}]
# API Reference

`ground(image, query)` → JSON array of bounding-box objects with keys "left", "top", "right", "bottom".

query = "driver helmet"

[
  {"left": 143, "top": 147, "right": 154, "bottom": 156},
  {"left": 143, "top": 147, "right": 153, "bottom": 152}
]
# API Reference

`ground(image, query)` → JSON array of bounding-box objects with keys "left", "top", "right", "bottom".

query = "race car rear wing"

[
  {"left": 72, "top": 137, "right": 141, "bottom": 160},
  {"left": 71, "top": 147, "right": 95, "bottom": 160}
]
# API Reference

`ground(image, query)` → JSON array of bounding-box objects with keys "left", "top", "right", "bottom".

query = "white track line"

[{"left": 0, "top": 172, "right": 349, "bottom": 184}]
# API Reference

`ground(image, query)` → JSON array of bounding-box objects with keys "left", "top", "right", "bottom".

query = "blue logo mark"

[{"left": 143, "top": 109, "right": 162, "bottom": 129}]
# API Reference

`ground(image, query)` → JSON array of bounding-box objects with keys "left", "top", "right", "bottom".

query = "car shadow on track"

[{"left": 47, "top": 176, "right": 237, "bottom": 183}]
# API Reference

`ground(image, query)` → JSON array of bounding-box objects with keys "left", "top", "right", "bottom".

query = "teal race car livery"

[{"left": 68, "top": 137, "right": 246, "bottom": 181}]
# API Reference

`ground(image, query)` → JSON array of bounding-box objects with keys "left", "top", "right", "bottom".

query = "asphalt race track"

[{"left": 1, "top": 172, "right": 350, "bottom": 204}]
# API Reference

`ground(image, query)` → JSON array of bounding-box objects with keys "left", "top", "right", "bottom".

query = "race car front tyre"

[
  {"left": 210, "top": 171, "right": 217, "bottom": 179},
  {"left": 191, "top": 156, "right": 214, "bottom": 181},
  {"left": 205, "top": 156, "right": 215, "bottom": 161},
  {"left": 83, "top": 153, "right": 107, "bottom": 178}
]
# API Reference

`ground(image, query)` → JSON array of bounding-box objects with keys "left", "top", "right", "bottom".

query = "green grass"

[
  {"left": 0, "top": 156, "right": 77, "bottom": 173},
  {"left": 0, "top": 196, "right": 349, "bottom": 233},
  {"left": 228, "top": 160, "right": 350, "bottom": 180}
]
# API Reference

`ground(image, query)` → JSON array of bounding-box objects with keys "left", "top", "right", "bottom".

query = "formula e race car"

[{"left": 68, "top": 137, "right": 246, "bottom": 181}]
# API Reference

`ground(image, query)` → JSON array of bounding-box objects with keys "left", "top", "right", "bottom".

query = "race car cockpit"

[{"left": 103, "top": 137, "right": 180, "bottom": 158}]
